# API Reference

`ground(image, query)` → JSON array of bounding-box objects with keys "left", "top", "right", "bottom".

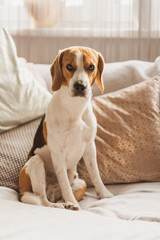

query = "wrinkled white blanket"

[{"left": 1, "top": 182, "right": 160, "bottom": 239}]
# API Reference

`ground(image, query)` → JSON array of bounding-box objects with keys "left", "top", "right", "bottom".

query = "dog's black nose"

[{"left": 74, "top": 82, "right": 86, "bottom": 94}]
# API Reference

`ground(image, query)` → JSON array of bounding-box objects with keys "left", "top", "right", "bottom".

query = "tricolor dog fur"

[{"left": 19, "top": 46, "right": 113, "bottom": 210}]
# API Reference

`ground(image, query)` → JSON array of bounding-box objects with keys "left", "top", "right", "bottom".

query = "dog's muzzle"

[{"left": 73, "top": 82, "right": 87, "bottom": 97}]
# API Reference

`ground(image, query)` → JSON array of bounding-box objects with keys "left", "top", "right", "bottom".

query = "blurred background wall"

[{"left": 0, "top": 0, "right": 160, "bottom": 64}]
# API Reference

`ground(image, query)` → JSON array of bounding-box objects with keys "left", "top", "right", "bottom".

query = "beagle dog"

[{"left": 19, "top": 46, "right": 113, "bottom": 210}]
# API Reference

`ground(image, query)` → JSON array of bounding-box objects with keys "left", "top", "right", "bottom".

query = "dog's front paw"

[
  {"left": 62, "top": 202, "right": 81, "bottom": 211},
  {"left": 98, "top": 188, "right": 113, "bottom": 199}
]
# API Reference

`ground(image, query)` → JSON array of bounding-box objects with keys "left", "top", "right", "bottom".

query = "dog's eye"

[
  {"left": 66, "top": 64, "right": 73, "bottom": 71},
  {"left": 88, "top": 64, "right": 95, "bottom": 72}
]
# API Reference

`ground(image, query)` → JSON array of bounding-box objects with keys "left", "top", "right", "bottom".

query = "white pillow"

[
  {"left": 92, "top": 57, "right": 160, "bottom": 96},
  {"left": 0, "top": 28, "right": 52, "bottom": 133}
]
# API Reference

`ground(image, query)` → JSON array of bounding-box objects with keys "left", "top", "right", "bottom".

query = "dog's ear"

[
  {"left": 95, "top": 52, "right": 104, "bottom": 93},
  {"left": 50, "top": 50, "right": 65, "bottom": 91}
]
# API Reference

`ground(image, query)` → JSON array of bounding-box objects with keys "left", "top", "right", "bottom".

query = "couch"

[{"left": 0, "top": 28, "right": 160, "bottom": 239}]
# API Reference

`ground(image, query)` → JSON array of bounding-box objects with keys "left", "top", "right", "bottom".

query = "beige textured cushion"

[
  {"left": 78, "top": 77, "right": 160, "bottom": 186},
  {"left": 0, "top": 118, "right": 41, "bottom": 191}
]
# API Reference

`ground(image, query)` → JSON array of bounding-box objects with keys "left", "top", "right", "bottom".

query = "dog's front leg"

[
  {"left": 83, "top": 142, "right": 113, "bottom": 198},
  {"left": 51, "top": 152, "right": 80, "bottom": 208}
]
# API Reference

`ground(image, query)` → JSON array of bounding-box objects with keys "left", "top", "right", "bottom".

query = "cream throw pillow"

[
  {"left": 0, "top": 28, "right": 51, "bottom": 133},
  {"left": 78, "top": 77, "right": 160, "bottom": 185}
]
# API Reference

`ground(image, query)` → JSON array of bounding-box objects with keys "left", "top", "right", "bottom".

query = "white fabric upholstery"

[{"left": 1, "top": 183, "right": 160, "bottom": 239}]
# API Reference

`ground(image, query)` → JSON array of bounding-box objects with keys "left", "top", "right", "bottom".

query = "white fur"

[
  {"left": 21, "top": 192, "right": 42, "bottom": 206},
  {"left": 21, "top": 50, "right": 113, "bottom": 210},
  {"left": 25, "top": 155, "right": 64, "bottom": 208},
  {"left": 46, "top": 51, "right": 113, "bottom": 208}
]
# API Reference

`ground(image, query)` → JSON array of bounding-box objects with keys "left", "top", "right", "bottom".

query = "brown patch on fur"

[
  {"left": 61, "top": 49, "right": 77, "bottom": 86},
  {"left": 50, "top": 46, "right": 104, "bottom": 93},
  {"left": 81, "top": 48, "right": 99, "bottom": 86},
  {"left": 50, "top": 51, "right": 65, "bottom": 91},
  {"left": 61, "top": 46, "right": 101, "bottom": 89},
  {"left": 80, "top": 48, "right": 104, "bottom": 93},
  {"left": 73, "top": 181, "right": 87, "bottom": 202},
  {"left": 95, "top": 52, "right": 104, "bottom": 93},
  {"left": 50, "top": 48, "right": 78, "bottom": 91},
  {"left": 43, "top": 120, "right": 47, "bottom": 144},
  {"left": 26, "top": 155, "right": 33, "bottom": 162},
  {"left": 19, "top": 165, "right": 32, "bottom": 198}
]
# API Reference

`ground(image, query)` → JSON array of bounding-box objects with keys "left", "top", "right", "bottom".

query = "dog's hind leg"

[
  {"left": 46, "top": 174, "right": 86, "bottom": 211},
  {"left": 19, "top": 155, "right": 64, "bottom": 209},
  {"left": 71, "top": 176, "right": 86, "bottom": 202}
]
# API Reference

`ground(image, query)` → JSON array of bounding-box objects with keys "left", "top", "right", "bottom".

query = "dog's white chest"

[
  {"left": 49, "top": 119, "right": 89, "bottom": 169},
  {"left": 46, "top": 89, "right": 97, "bottom": 170},
  {"left": 64, "top": 120, "right": 87, "bottom": 167}
]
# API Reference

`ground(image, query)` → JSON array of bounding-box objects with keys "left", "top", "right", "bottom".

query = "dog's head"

[{"left": 50, "top": 46, "right": 104, "bottom": 98}]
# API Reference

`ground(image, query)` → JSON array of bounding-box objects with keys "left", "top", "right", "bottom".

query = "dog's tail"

[{"left": 19, "top": 192, "right": 42, "bottom": 206}]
